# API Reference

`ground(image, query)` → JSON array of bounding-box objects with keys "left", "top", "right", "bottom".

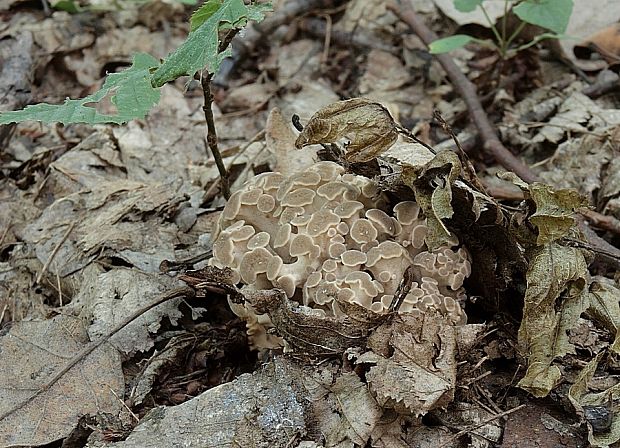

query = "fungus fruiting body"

[{"left": 210, "top": 162, "right": 471, "bottom": 348}]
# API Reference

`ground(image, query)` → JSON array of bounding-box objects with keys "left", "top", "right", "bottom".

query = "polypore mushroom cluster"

[{"left": 210, "top": 161, "right": 471, "bottom": 348}]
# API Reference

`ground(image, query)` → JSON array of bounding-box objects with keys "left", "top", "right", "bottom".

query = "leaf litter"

[{"left": 2, "top": 1, "right": 620, "bottom": 447}]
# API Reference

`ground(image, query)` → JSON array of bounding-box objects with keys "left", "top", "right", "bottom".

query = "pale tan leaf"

[
  {"left": 329, "top": 373, "right": 382, "bottom": 446},
  {"left": 359, "top": 314, "right": 456, "bottom": 416},
  {"left": 0, "top": 315, "right": 123, "bottom": 447}
]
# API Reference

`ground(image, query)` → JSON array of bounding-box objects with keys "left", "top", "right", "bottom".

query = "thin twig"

[
  {"left": 580, "top": 209, "right": 620, "bottom": 235},
  {"left": 159, "top": 250, "right": 213, "bottom": 273},
  {"left": 389, "top": 265, "right": 414, "bottom": 313},
  {"left": 36, "top": 221, "right": 76, "bottom": 285},
  {"left": 0, "top": 218, "right": 11, "bottom": 248},
  {"left": 396, "top": 124, "right": 437, "bottom": 154},
  {"left": 0, "top": 286, "right": 194, "bottom": 423},
  {"left": 439, "top": 404, "right": 526, "bottom": 448},
  {"left": 298, "top": 17, "right": 399, "bottom": 54},
  {"left": 388, "top": 0, "right": 620, "bottom": 248},
  {"left": 199, "top": 29, "right": 241, "bottom": 200},
  {"left": 319, "top": 14, "right": 332, "bottom": 67},
  {"left": 387, "top": 1, "right": 537, "bottom": 183}
]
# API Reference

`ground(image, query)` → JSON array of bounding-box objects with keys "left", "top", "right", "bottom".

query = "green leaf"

[
  {"left": 190, "top": 0, "right": 222, "bottom": 32},
  {"left": 513, "top": 0, "right": 573, "bottom": 34},
  {"left": 152, "top": 0, "right": 272, "bottom": 87},
  {"left": 0, "top": 53, "right": 160, "bottom": 125},
  {"left": 517, "top": 243, "right": 589, "bottom": 397},
  {"left": 454, "top": 0, "right": 482, "bottom": 13},
  {"left": 50, "top": 0, "right": 80, "bottom": 13},
  {"left": 429, "top": 35, "right": 474, "bottom": 54}
]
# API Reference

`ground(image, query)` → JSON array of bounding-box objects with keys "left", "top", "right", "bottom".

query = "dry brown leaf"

[
  {"left": 0, "top": 314, "right": 123, "bottom": 447},
  {"left": 402, "top": 150, "right": 461, "bottom": 250},
  {"left": 499, "top": 173, "right": 588, "bottom": 245},
  {"left": 587, "top": 277, "right": 620, "bottom": 354},
  {"left": 358, "top": 313, "right": 456, "bottom": 416},
  {"left": 295, "top": 98, "right": 399, "bottom": 163},
  {"left": 249, "top": 289, "right": 385, "bottom": 356},
  {"left": 328, "top": 373, "right": 383, "bottom": 446},
  {"left": 574, "top": 22, "right": 620, "bottom": 64},
  {"left": 79, "top": 269, "right": 184, "bottom": 354}
]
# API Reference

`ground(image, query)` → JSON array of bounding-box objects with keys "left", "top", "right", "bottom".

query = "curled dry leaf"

[
  {"left": 248, "top": 289, "right": 387, "bottom": 356},
  {"left": 294, "top": 98, "right": 399, "bottom": 162},
  {"left": 587, "top": 277, "right": 620, "bottom": 354},
  {"left": 517, "top": 243, "right": 589, "bottom": 397},
  {"left": 328, "top": 373, "right": 383, "bottom": 446},
  {"left": 402, "top": 150, "right": 462, "bottom": 250},
  {"left": 499, "top": 172, "right": 589, "bottom": 245}
]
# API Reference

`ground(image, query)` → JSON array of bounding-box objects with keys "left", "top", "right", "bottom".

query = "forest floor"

[{"left": 2, "top": 0, "right": 620, "bottom": 447}]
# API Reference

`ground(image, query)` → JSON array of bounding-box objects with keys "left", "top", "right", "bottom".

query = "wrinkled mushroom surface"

[{"left": 210, "top": 162, "right": 470, "bottom": 348}]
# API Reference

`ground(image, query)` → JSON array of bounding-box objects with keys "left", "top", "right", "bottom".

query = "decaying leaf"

[
  {"left": 517, "top": 243, "right": 589, "bottom": 397},
  {"left": 569, "top": 352, "right": 620, "bottom": 447},
  {"left": 327, "top": 373, "right": 383, "bottom": 446},
  {"left": 500, "top": 172, "right": 589, "bottom": 245},
  {"left": 402, "top": 150, "right": 461, "bottom": 250},
  {"left": 587, "top": 277, "right": 620, "bottom": 354},
  {"left": 81, "top": 269, "right": 184, "bottom": 355},
  {"left": 0, "top": 315, "right": 123, "bottom": 447},
  {"left": 529, "top": 187, "right": 588, "bottom": 246},
  {"left": 357, "top": 313, "right": 456, "bottom": 416},
  {"left": 248, "top": 289, "right": 386, "bottom": 356},
  {"left": 294, "top": 98, "right": 400, "bottom": 162}
]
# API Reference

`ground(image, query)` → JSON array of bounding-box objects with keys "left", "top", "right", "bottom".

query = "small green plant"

[
  {"left": 429, "top": 0, "right": 573, "bottom": 58},
  {"left": 0, "top": 0, "right": 270, "bottom": 125},
  {"left": 0, "top": 0, "right": 271, "bottom": 198}
]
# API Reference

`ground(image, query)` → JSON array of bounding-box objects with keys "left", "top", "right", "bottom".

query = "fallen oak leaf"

[
  {"left": 0, "top": 287, "right": 193, "bottom": 446},
  {"left": 357, "top": 313, "right": 457, "bottom": 416}
]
